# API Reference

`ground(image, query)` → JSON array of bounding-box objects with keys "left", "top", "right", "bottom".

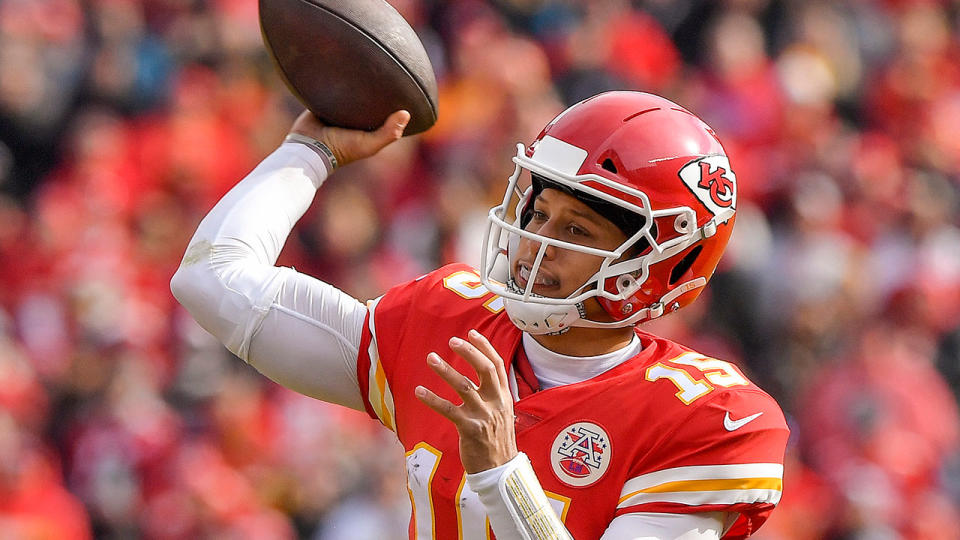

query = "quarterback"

[{"left": 171, "top": 92, "right": 788, "bottom": 539}]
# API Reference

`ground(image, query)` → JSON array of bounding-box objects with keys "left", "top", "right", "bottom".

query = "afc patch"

[
  {"left": 678, "top": 155, "right": 737, "bottom": 217},
  {"left": 550, "top": 421, "right": 611, "bottom": 487}
]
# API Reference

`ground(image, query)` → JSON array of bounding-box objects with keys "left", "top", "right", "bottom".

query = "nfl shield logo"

[{"left": 550, "top": 422, "right": 611, "bottom": 487}]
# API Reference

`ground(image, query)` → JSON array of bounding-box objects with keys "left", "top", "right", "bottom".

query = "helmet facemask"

[{"left": 480, "top": 143, "right": 707, "bottom": 335}]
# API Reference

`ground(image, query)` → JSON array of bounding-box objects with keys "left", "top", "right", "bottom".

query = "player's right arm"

[{"left": 170, "top": 110, "right": 410, "bottom": 410}]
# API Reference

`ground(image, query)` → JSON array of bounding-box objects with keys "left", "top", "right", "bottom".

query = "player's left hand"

[{"left": 416, "top": 329, "right": 518, "bottom": 474}]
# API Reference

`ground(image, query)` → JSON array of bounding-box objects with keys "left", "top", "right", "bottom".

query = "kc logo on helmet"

[
  {"left": 550, "top": 422, "right": 611, "bottom": 487},
  {"left": 678, "top": 156, "right": 737, "bottom": 217}
]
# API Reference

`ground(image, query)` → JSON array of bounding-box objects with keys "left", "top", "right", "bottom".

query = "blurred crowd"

[{"left": 2, "top": 0, "right": 960, "bottom": 538}]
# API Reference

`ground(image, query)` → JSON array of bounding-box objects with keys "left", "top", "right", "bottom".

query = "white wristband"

[
  {"left": 467, "top": 453, "right": 572, "bottom": 540},
  {"left": 284, "top": 132, "right": 338, "bottom": 172}
]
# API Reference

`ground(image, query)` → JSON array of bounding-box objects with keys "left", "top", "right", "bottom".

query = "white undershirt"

[
  {"left": 523, "top": 332, "right": 643, "bottom": 389},
  {"left": 170, "top": 143, "right": 725, "bottom": 540}
]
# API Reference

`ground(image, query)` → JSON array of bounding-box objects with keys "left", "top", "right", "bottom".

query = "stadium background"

[{"left": 2, "top": 0, "right": 960, "bottom": 538}]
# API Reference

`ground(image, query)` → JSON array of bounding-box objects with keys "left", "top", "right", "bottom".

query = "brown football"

[{"left": 259, "top": 0, "right": 438, "bottom": 136}]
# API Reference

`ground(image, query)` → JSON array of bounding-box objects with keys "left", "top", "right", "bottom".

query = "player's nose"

[
  {"left": 521, "top": 234, "right": 557, "bottom": 263},
  {"left": 534, "top": 222, "right": 562, "bottom": 260}
]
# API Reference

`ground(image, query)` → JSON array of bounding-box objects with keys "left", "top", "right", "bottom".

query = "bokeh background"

[{"left": 2, "top": 0, "right": 960, "bottom": 538}]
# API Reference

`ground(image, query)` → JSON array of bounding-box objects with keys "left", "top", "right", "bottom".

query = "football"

[{"left": 259, "top": 0, "right": 438, "bottom": 136}]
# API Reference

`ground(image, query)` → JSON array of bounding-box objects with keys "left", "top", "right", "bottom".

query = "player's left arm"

[{"left": 416, "top": 330, "right": 730, "bottom": 540}]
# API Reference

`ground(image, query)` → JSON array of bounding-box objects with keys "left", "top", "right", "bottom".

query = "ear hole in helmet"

[
  {"left": 601, "top": 158, "right": 618, "bottom": 174},
  {"left": 669, "top": 245, "right": 703, "bottom": 285}
]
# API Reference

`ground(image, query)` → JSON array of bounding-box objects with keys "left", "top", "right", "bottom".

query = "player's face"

[{"left": 512, "top": 188, "right": 627, "bottom": 299}]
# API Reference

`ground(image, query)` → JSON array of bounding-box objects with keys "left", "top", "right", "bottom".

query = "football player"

[{"left": 171, "top": 91, "right": 788, "bottom": 539}]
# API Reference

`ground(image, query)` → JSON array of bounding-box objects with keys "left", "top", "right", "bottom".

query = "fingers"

[
  {"left": 363, "top": 110, "right": 410, "bottom": 154},
  {"left": 465, "top": 329, "right": 509, "bottom": 388},
  {"left": 288, "top": 109, "right": 326, "bottom": 139},
  {"left": 286, "top": 109, "right": 409, "bottom": 167},
  {"left": 426, "top": 352, "right": 482, "bottom": 405},
  {"left": 415, "top": 385, "right": 462, "bottom": 423},
  {"left": 449, "top": 331, "right": 504, "bottom": 400},
  {"left": 382, "top": 110, "right": 411, "bottom": 139},
  {"left": 294, "top": 109, "right": 317, "bottom": 125},
  {"left": 418, "top": 329, "right": 509, "bottom": 425}
]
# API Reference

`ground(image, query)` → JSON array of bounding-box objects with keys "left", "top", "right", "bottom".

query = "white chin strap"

[
  {"left": 503, "top": 296, "right": 583, "bottom": 335},
  {"left": 502, "top": 277, "right": 707, "bottom": 335}
]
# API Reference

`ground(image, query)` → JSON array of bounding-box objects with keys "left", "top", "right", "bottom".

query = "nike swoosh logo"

[{"left": 723, "top": 411, "right": 763, "bottom": 431}]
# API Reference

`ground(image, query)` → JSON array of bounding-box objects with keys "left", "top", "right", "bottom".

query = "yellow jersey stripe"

[
  {"left": 364, "top": 296, "right": 396, "bottom": 432},
  {"left": 374, "top": 359, "right": 395, "bottom": 431},
  {"left": 620, "top": 463, "right": 783, "bottom": 495},
  {"left": 618, "top": 477, "right": 782, "bottom": 504}
]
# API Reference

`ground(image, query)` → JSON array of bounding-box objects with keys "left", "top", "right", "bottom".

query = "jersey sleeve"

[{"left": 615, "top": 387, "right": 790, "bottom": 539}]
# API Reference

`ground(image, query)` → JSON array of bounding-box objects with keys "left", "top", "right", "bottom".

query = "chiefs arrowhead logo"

[{"left": 679, "top": 156, "right": 737, "bottom": 217}]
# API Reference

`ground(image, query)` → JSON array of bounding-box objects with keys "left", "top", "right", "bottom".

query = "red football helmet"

[{"left": 480, "top": 91, "right": 737, "bottom": 334}]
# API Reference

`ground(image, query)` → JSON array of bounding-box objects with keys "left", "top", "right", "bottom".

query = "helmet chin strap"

[
  {"left": 503, "top": 280, "right": 583, "bottom": 335},
  {"left": 502, "top": 277, "right": 707, "bottom": 334},
  {"left": 503, "top": 297, "right": 581, "bottom": 335}
]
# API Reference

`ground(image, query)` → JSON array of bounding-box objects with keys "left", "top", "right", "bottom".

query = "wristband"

[
  {"left": 284, "top": 133, "right": 338, "bottom": 171},
  {"left": 500, "top": 454, "right": 571, "bottom": 540},
  {"left": 468, "top": 453, "right": 572, "bottom": 540}
]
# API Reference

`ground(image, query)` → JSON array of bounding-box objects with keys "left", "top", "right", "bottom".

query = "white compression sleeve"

[
  {"left": 170, "top": 143, "right": 367, "bottom": 411},
  {"left": 468, "top": 455, "right": 724, "bottom": 540}
]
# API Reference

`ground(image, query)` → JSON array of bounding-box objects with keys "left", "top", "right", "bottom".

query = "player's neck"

[{"left": 530, "top": 325, "right": 636, "bottom": 357}]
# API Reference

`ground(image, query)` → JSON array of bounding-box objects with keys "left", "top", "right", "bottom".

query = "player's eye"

[
  {"left": 568, "top": 224, "right": 590, "bottom": 237},
  {"left": 530, "top": 210, "right": 548, "bottom": 222}
]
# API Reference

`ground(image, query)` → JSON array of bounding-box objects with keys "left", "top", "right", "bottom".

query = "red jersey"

[{"left": 356, "top": 264, "right": 789, "bottom": 539}]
